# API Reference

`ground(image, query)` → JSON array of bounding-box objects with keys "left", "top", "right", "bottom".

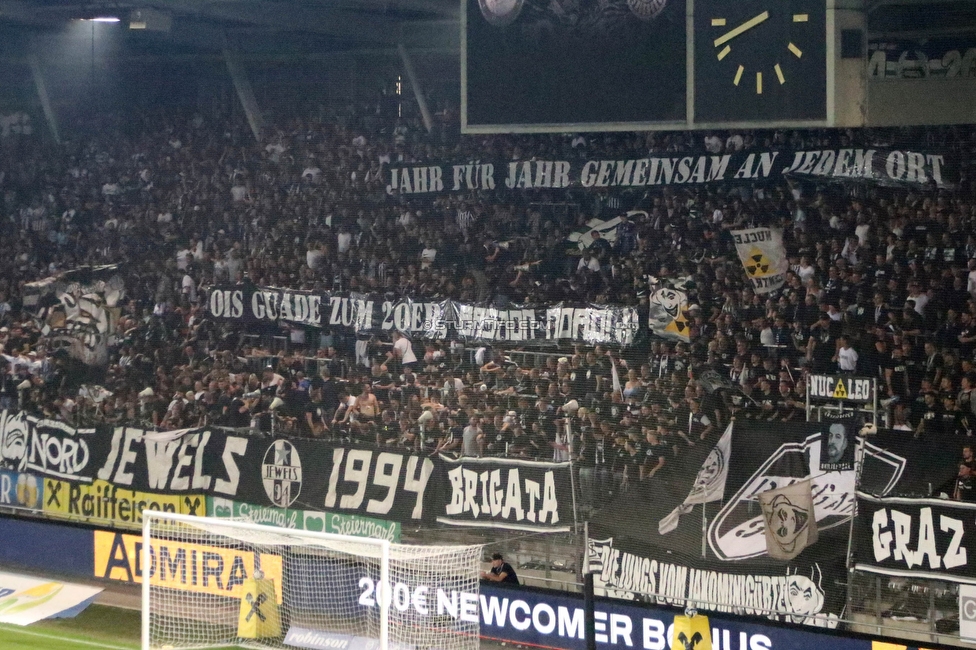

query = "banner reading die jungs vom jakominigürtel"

[{"left": 586, "top": 420, "right": 957, "bottom": 627}]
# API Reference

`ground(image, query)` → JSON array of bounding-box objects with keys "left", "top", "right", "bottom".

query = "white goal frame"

[{"left": 141, "top": 510, "right": 392, "bottom": 650}]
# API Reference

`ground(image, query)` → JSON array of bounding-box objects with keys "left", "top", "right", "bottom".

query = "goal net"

[{"left": 141, "top": 511, "right": 483, "bottom": 650}]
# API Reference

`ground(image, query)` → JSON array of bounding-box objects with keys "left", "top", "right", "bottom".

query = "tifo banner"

[
  {"left": 96, "top": 426, "right": 252, "bottom": 497},
  {"left": 207, "top": 285, "right": 640, "bottom": 346},
  {"left": 585, "top": 421, "right": 958, "bottom": 627},
  {"left": 23, "top": 265, "right": 124, "bottom": 367},
  {"left": 731, "top": 228, "right": 788, "bottom": 294},
  {"left": 853, "top": 494, "right": 976, "bottom": 584},
  {"left": 0, "top": 410, "right": 103, "bottom": 483},
  {"left": 93, "top": 530, "right": 284, "bottom": 602},
  {"left": 436, "top": 456, "right": 573, "bottom": 532},
  {"left": 42, "top": 478, "right": 203, "bottom": 530},
  {"left": 0, "top": 571, "right": 101, "bottom": 626},
  {"left": 647, "top": 287, "right": 691, "bottom": 343},
  {"left": 387, "top": 148, "right": 952, "bottom": 195},
  {"left": 207, "top": 497, "right": 401, "bottom": 542}
]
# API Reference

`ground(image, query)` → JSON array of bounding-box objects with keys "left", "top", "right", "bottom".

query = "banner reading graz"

[
  {"left": 436, "top": 456, "right": 574, "bottom": 532},
  {"left": 207, "top": 284, "right": 640, "bottom": 346},
  {"left": 387, "top": 148, "right": 952, "bottom": 195},
  {"left": 853, "top": 494, "right": 976, "bottom": 584}
]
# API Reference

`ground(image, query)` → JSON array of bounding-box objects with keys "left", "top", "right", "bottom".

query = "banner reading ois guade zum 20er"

[
  {"left": 387, "top": 148, "right": 952, "bottom": 195},
  {"left": 206, "top": 284, "right": 641, "bottom": 346}
]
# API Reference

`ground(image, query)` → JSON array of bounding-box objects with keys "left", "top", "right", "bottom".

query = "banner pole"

[
  {"left": 845, "top": 435, "right": 866, "bottom": 623},
  {"left": 568, "top": 419, "right": 580, "bottom": 533},
  {"left": 701, "top": 501, "right": 707, "bottom": 559},
  {"left": 141, "top": 511, "right": 152, "bottom": 650},
  {"left": 584, "top": 572, "right": 596, "bottom": 650}
]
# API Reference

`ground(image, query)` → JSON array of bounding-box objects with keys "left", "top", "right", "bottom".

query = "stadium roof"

[
  {"left": 0, "top": 0, "right": 972, "bottom": 60},
  {"left": 0, "top": 0, "right": 460, "bottom": 55}
]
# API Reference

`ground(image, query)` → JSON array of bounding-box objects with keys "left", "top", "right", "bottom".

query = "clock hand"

[{"left": 713, "top": 11, "right": 769, "bottom": 47}]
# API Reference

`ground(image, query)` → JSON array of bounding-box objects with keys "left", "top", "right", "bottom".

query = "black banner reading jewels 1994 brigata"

[
  {"left": 853, "top": 493, "right": 976, "bottom": 584},
  {"left": 87, "top": 420, "right": 576, "bottom": 532},
  {"left": 207, "top": 284, "right": 640, "bottom": 347},
  {"left": 387, "top": 148, "right": 951, "bottom": 195},
  {"left": 436, "top": 456, "right": 574, "bottom": 532}
]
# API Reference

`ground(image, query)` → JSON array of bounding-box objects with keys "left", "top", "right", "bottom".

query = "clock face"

[{"left": 694, "top": 0, "right": 827, "bottom": 124}]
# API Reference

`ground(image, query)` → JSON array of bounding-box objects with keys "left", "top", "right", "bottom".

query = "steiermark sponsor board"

[{"left": 207, "top": 497, "right": 401, "bottom": 542}]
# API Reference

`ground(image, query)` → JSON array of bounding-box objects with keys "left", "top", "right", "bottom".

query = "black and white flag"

[
  {"left": 567, "top": 217, "right": 621, "bottom": 250},
  {"left": 658, "top": 421, "right": 732, "bottom": 534},
  {"left": 25, "top": 266, "right": 124, "bottom": 367}
]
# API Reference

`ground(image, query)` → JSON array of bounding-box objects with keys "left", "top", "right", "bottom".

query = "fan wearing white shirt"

[
  {"left": 385, "top": 331, "right": 417, "bottom": 372},
  {"left": 834, "top": 336, "right": 859, "bottom": 373}
]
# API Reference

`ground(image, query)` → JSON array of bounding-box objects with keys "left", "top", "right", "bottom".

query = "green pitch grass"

[{"left": 0, "top": 604, "right": 248, "bottom": 650}]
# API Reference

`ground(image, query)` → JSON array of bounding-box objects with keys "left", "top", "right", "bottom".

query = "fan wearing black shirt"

[
  {"left": 954, "top": 464, "right": 976, "bottom": 502},
  {"left": 914, "top": 391, "right": 942, "bottom": 439},
  {"left": 481, "top": 553, "right": 519, "bottom": 585},
  {"left": 621, "top": 431, "right": 643, "bottom": 493},
  {"left": 641, "top": 429, "right": 667, "bottom": 480},
  {"left": 303, "top": 387, "right": 330, "bottom": 437}
]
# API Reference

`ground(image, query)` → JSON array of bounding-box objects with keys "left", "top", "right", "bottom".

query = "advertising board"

[
  {"left": 93, "top": 530, "right": 283, "bottom": 602},
  {"left": 44, "top": 478, "right": 203, "bottom": 529},
  {"left": 207, "top": 496, "right": 401, "bottom": 542}
]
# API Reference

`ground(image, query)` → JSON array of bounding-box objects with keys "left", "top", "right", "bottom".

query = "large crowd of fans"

[{"left": 2, "top": 97, "right": 976, "bottom": 508}]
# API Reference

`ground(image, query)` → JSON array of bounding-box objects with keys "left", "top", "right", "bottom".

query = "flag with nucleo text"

[{"left": 731, "top": 228, "right": 788, "bottom": 294}]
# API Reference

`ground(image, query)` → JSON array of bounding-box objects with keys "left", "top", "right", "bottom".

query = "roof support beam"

[{"left": 223, "top": 35, "right": 264, "bottom": 142}]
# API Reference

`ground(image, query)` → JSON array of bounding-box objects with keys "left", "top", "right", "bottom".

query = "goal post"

[{"left": 141, "top": 510, "right": 483, "bottom": 650}]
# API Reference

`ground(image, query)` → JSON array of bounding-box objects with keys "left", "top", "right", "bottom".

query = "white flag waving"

[
  {"left": 658, "top": 421, "right": 733, "bottom": 535},
  {"left": 759, "top": 478, "right": 819, "bottom": 560},
  {"left": 731, "top": 227, "right": 788, "bottom": 294}
]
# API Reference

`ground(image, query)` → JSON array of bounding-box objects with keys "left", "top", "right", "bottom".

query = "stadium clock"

[{"left": 693, "top": 0, "right": 827, "bottom": 124}]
